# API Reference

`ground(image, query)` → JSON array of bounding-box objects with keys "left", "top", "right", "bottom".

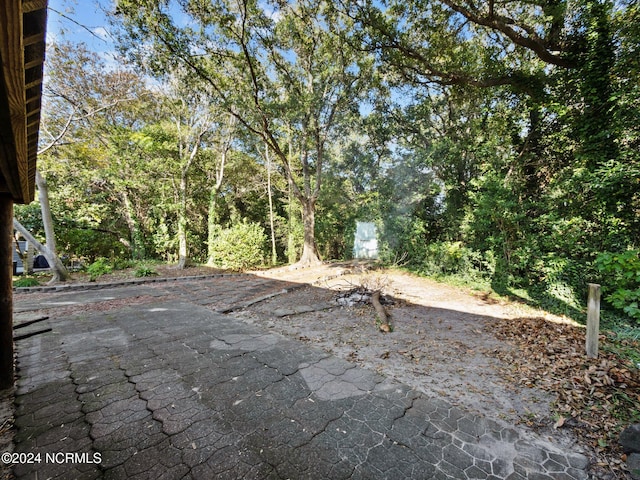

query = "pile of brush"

[{"left": 334, "top": 287, "right": 394, "bottom": 332}]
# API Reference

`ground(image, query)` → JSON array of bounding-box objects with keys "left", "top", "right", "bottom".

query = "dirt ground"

[
  {"left": 245, "top": 266, "right": 570, "bottom": 428},
  {"left": 246, "top": 263, "right": 640, "bottom": 478}
]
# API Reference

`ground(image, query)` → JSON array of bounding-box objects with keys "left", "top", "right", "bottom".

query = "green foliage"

[
  {"left": 596, "top": 251, "right": 640, "bottom": 322},
  {"left": 112, "top": 258, "right": 135, "bottom": 270},
  {"left": 86, "top": 257, "right": 114, "bottom": 282},
  {"left": 609, "top": 289, "right": 640, "bottom": 320},
  {"left": 14, "top": 203, "right": 45, "bottom": 238},
  {"left": 134, "top": 265, "right": 158, "bottom": 277},
  {"left": 208, "top": 222, "right": 267, "bottom": 270},
  {"left": 13, "top": 277, "right": 40, "bottom": 288},
  {"left": 379, "top": 216, "right": 427, "bottom": 266},
  {"left": 284, "top": 214, "right": 304, "bottom": 265},
  {"left": 412, "top": 241, "right": 495, "bottom": 281},
  {"left": 58, "top": 228, "right": 127, "bottom": 263}
]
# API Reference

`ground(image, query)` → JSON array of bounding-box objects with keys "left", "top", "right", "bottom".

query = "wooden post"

[
  {"left": 586, "top": 283, "right": 601, "bottom": 359},
  {"left": 0, "top": 194, "right": 14, "bottom": 388}
]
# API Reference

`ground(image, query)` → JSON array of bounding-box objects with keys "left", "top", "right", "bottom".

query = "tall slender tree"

[{"left": 206, "top": 113, "right": 237, "bottom": 265}]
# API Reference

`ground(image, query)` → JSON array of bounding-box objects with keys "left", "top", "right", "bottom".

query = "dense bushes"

[
  {"left": 60, "top": 228, "right": 127, "bottom": 262},
  {"left": 387, "top": 238, "right": 495, "bottom": 281},
  {"left": 380, "top": 199, "right": 639, "bottom": 323},
  {"left": 207, "top": 222, "right": 267, "bottom": 270}
]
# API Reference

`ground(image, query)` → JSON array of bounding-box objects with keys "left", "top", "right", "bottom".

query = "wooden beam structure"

[
  {"left": 0, "top": 195, "right": 13, "bottom": 388},
  {"left": 0, "top": 0, "right": 48, "bottom": 389}
]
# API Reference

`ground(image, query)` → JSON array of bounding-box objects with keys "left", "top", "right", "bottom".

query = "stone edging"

[
  {"left": 13, "top": 273, "right": 250, "bottom": 294},
  {"left": 14, "top": 266, "right": 353, "bottom": 295}
]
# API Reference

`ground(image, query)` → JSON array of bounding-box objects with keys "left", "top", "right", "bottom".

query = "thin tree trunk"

[
  {"left": 25, "top": 242, "right": 35, "bottom": 274},
  {"left": 206, "top": 188, "right": 220, "bottom": 265},
  {"left": 176, "top": 172, "right": 189, "bottom": 269},
  {"left": 121, "top": 190, "right": 145, "bottom": 259},
  {"left": 174, "top": 109, "right": 208, "bottom": 269},
  {"left": 266, "top": 143, "right": 277, "bottom": 265},
  {"left": 35, "top": 171, "right": 56, "bottom": 254},
  {"left": 34, "top": 170, "right": 69, "bottom": 281},
  {"left": 287, "top": 140, "right": 297, "bottom": 264},
  {"left": 206, "top": 139, "right": 230, "bottom": 266}
]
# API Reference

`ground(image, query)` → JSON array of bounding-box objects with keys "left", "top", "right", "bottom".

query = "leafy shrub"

[
  {"left": 415, "top": 241, "right": 495, "bottom": 280},
  {"left": 528, "top": 255, "right": 586, "bottom": 311},
  {"left": 113, "top": 258, "right": 135, "bottom": 270},
  {"left": 135, "top": 265, "right": 157, "bottom": 277},
  {"left": 209, "top": 221, "right": 267, "bottom": 270},
  {"left": 14, "top": 277, "right": 40, "bottom": 288},
  {"left": 608, "top": 289, "right": 640, "bottom": 320},
  {"left": 595, "top": 250, "right": 640, "bottom": 322},
  {"left": 86, "top": 257, "right": 113, "bottom": 281}
]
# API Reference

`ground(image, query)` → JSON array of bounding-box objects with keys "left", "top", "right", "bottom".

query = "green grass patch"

[{"left": 13, "top": 276, "right": 40, "bottom": 288}]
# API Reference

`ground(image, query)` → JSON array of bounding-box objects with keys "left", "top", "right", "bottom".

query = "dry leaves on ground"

[{"left": 487, "top": 317, "right": 640, "bottom": 472}]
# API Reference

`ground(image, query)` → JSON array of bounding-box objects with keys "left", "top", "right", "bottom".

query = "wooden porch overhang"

[
  {"left": 0, "top": 0, "right": 48, "bottom": 389},
  {"left": 1, "top": 0, "right": 48, "bottom": 205}
]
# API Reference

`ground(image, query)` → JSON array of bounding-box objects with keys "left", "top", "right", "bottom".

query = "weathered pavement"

[{"left": 7, "top": 274, "right": 592, "bottom": 479}]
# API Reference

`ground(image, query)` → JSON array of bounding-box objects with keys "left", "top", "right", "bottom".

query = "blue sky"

[{"left": 47, "top": 0, "right": 115, "bottom": 54}]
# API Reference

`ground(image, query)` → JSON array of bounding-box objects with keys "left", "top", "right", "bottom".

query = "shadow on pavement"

[{"left": 5, "top": 269, "right": 591, "bottom": 479}]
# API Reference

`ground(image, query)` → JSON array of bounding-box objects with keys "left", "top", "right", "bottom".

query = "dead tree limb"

[{"left": 371, "top": 291, "right": 391, "bottom": 332}]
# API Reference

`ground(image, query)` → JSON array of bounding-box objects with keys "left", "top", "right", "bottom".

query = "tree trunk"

[
  {"left": 266, "top": 143, "right": 277, "bottom": 265},
  {"left": 35, "top": 171, "right": 56, "bottom": 254},
  {"left": 121, "top": 190, "right": 145, "bottom": 260},
  {"left": 25, "top": 242, "right": 35, "bottom": 274},
  {"left": 287, "top": 141, "right": 298, "bottom": 265},
  {"left": 298, "top": 197, "right": 321, "bottom": 265},
  {"left": 13, "top": 219, "right": 70, "bottom": 283},
  {"left": 206, "top": 148, "right": 227, "bottom": 266},
  {"left": 205, "top": 114, "right": 234, "bottom": 266},
  {"left": 34, "top": 171, "right": 69, "bottom": 282},
  {"left": 176, "top": 172, "right": 189, "bottom": 269},
  {"left": 0, "top": 195, "right": 14, "bottom": 388},
  {"left": 206, "top": 187, "right": 220, "bottom": 266},
  {"left": 12, "top": 237, "right": 34, "bottom": 274}
]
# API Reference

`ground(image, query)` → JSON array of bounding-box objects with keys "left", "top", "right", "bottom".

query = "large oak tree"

[{"left": 115, "top": 0, "right": 374, "bottom": 265}]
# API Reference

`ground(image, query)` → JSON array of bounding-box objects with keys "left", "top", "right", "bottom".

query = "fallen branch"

[{"left": 372, "top": 291, "right": 391, "bottom": 332}]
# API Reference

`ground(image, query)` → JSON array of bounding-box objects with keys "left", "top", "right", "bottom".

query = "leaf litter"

[
  {"left": 244, "top": 267, "right": 640, "bottom": 479},
  {"left": 488, "top": 316, "right": 640, "bottom": 477}
]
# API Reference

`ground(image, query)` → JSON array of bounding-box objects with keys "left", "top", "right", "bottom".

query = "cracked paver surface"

[{"left": 8, "top": 273, "right": 592, "bottom": 479}]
